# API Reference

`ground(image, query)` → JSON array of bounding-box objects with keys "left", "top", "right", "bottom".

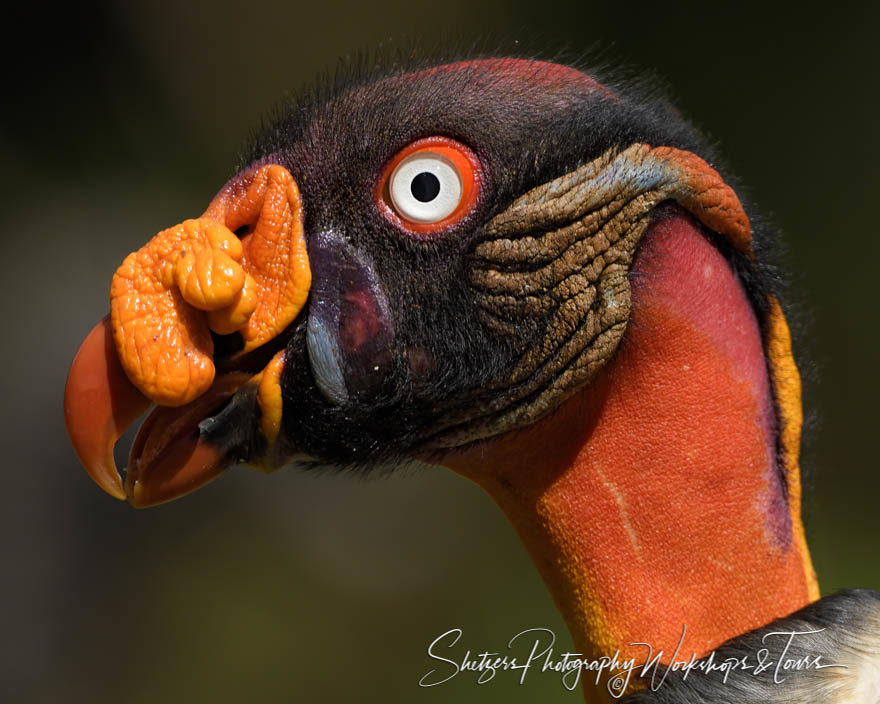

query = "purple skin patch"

[{"left": 305, "top": 229, "right": 397, "bottom": 405}]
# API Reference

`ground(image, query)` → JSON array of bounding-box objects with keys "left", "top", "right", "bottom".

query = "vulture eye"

[{"left": 378, "top": 137, "right": 481, "bottom": 234}]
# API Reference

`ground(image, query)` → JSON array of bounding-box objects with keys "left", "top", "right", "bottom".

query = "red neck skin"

[{"left": 442, "top": 212, "right": 817, "bottom": 702}]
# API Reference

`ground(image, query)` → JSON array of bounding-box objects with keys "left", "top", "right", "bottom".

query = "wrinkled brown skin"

[{"left": 426, "top": 143, "right": 753, "bottom": 448}]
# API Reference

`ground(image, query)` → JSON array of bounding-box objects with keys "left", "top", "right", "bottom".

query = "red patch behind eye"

[
  {"left": 376, "top": 136, "right": 482, "bottom": 236},
  {"left": 416, "top": 59, "right": 611, "bottom": 97}
]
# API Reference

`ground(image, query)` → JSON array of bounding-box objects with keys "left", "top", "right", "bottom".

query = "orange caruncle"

[
  {"left": 203, "top": 164, "right": 312, "bottom": 351},
  {"left": 109, "top": 164, "right": 311, "bottom": 407}
]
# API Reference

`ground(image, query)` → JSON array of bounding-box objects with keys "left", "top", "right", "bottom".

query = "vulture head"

[{"left": 63, "top": 57, "right": 880, "bottom": 702}]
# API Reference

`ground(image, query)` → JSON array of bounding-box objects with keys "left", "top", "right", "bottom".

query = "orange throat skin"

[{"left": 442, "top": 212, "right": 818, "bottom": 702}]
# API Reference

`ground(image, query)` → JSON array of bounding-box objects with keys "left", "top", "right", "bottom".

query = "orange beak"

[
  {"left": 64, "top": 316, "right": 148, "bottom": 501},
  {"left": 64, "top": 164, "right": 310, "bottom": 507},
  {"left": 64, "top": 316, "right": 254, "bottom": 507}
]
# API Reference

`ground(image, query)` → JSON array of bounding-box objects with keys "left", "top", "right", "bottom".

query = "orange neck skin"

[{"left": 442, "top": 213, "right": 818, "bottom": 702}]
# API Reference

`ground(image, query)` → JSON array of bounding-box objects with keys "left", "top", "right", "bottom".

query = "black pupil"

[{"left": 411, "top": 172, "right": 441, "bottom": 202}]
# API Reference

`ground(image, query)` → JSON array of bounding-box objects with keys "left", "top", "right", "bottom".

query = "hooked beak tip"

[
  {"left": 64, "top": 316, "right": 149, "bottom": 501},
  {"left": 65, "top": 317, "right": 250, "bottom": 507}
]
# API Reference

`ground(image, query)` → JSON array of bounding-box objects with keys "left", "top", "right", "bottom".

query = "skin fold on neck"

[{"left": 443, "top": 211, "right": 818, "bottom": 701}]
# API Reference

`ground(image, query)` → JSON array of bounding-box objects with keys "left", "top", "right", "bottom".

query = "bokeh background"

[{"left": 2, "top": 2, "right": 878, "bottom": 702}]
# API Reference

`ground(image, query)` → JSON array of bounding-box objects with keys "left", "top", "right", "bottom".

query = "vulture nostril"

[{"left": 306, "top": 229, "right": 399, "bottom": 405}]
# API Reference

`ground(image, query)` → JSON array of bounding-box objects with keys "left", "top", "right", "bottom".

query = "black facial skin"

[{"left": 227, "top": 57, "right": 784, "bottom": 471}]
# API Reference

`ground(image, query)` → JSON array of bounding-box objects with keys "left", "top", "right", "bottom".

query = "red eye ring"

[{"left": 376, "top": 136, "right": 482, "bottom": 235}]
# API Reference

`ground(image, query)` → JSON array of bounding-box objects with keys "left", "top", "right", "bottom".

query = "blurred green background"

[{"left": 2, "top": 2, "right": 878, "bottom": 702}]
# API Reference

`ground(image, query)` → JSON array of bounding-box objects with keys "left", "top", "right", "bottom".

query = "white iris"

[{"left": 389, "top": 152, "right": 463, "bottom": 223}]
